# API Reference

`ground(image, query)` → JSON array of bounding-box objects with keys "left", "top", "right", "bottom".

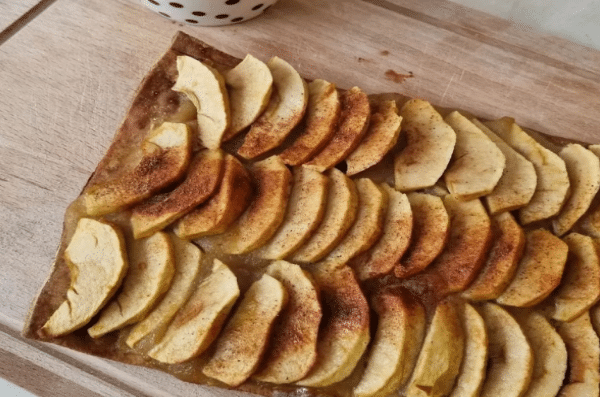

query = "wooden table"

[{"left": 1, "top": 0, "right": 599, "bottom": 395}]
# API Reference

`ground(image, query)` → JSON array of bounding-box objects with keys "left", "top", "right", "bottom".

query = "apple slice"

[
  {"left": 484, "top": 117, "right": 569, "bottom": 224},
  {"left": 345, "top": 100, "right": 402, "bottom": 176},
  {"left": 290, "top": 168, "right": 358, "bottom": 263},
  {"left": 88, "top": 232, "right": 175, "bottom": 338},
  {"left": 130, "top": 149, "right": 224, "bottom": 239},
  {"left": 258, "top": 166, "right": 328, "bottom": 260},
  {"left": 41, "top": 218, "right": 128, "bottom": 337},
  {"left": 462, "top": 212, "right": 526, "bottom": 301},
  {"left": 478, "top": 303, "right": 533, "bottom": 397},
  {"left": 296, "top": 265, "right": 370, "bottom": 387},
  {"left": 126, "top": 233, "right": 203, "bottom": 349},
  {"left": 443, "top": 111, "right": 505, "bottom": 200},
  {"left": 424, "top": 195, "right": 492, "bottom": 294},
  {"left": 471, "top": 119, "right": 537, "bottom": 215},
  {"left": 279, "top": 79, "right": 341, "bottom": 166},
  {"left": 148, "top": 259, "right": 239, "bottom": 364},
  {"left": 237, "top": 57, "right": 308, "bottom": 159},
  {"left": 253, "top": 261, "right": 322, "bottom": 384},
  {"left": 173, "top": 56, "right": 229, "bottom": 150},
  {"left": 222, "top": 54, "right": 273, "bottom": 141},
  {"left": 543, "top": 233, "right": 600, "bottom": 322},
  {"left": 394, "top": 99, "right": 456, "bottom": 191},
  {"left": 202, "top": 274, "right": 288, "bottom": 387},
  {"left": 305, "top": 86, "right": 371, "bottom": 171},
  {"left": 556, "top": 312, "right": 600, "bottom": 396},
  {"left": 512, "top": 310, "right": 567, "bottom": 397},
  {"left": 395, "top": 193, "right": 449, "bottom": 278},
  {"left": 449, "top": 302, "right": 488, "bottom": 397},
  {"left": 552, "top": 144, "right": 600, "bottom": 236},
  {"left": 320, "top": 178, "right": 387, "bottom": 267},
  {"left": 405, "top": 300, "right": 464, "bottom": 397},
  {"left": 353, "top": 285, "right": 425, "bottom": 397},
  {"left": 173, "top": 154, "right": 252, "bottom": 240},
  {"left": 350, "top": 184, "right": 412, "bottom": 281},
  {"left": 213, "top": 156, "right": 292, "bottom": 254},
  {"left": 496, "top": 229, "right": 568, "bottom": 307},
  {"left": 84, "top": 122, "right": 191, "bottom": 216}
]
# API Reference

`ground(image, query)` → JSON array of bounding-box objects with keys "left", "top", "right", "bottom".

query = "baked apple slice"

[
  {"left": 237, "top": 57, "right": 308, "bottom": 159},
  {"left": 305, "top": 86, "right": 370, "bottom": 171},
  {"left": 148, "top": 259, "right": 239, "bottom": 364},
  {"left": 173, "top": 56, "right": 229, "bottom": 150},
  {"left": 395, "top": 193, "right": 449, "bottom": 278},
  {"left": 84, "top": 122, "right": 191, "bottom": 216},
  {"left": 496, "top": 229, "right": 568, "bottom": 307},
  {"left": 350, "top": 184, "right": 412, "bottom": 281},
  {"left": 297, "top": 265, "right": 370, "bottom": 387},
  {"left": 345, "top": 99, "right": 402, "bottom": 176},
  {"left": 88, "top": 232, "right": 174, "bottom": 338},
  {"left": 279, "top": 79, "right": 341, "bottom": 165},
  {"left": 253, "top": 261, "right": 322, "bottom": 384},
  {"left": 443, "top": 111, "right": 505, "bottom": 200},
  {"left": 41, "top": 218, "right": 128, "bottom": 337},
  {"left": 173, "top": 154, "right": 252, "bottom": 239},
  {"left": 353, "top": 285, "right": 425, "bottom": 397},
  {"left": 258, "top": 166, "right": 328, "bottom": 260},
  {"left": 202, "top": 274, "right": 288, "bottom": 387},
  {"left": 394, "top": 99, "right": 456, "bottom": 191},
  {"left": 222, "top": 54, "right": 273, "bottom": 141},
  {"left": 130, "top": 149, "right": 224, "bottom": 239},
  {"left": 471, "top": 119, "right": 537, "bottom": 215},
  {"left": 484, "top": 117, "right": 569, "bottom": 224}
]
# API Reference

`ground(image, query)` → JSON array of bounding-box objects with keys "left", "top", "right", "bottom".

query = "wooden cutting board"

[{"left": 1, "top": 0, "right": 599, "bottom": 395}]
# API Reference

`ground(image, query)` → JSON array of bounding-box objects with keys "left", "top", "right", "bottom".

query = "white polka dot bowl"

[{"left": 141, "top": 0, "right": 279, "bottom": 26}]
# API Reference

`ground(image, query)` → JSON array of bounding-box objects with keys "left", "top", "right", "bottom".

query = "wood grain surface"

[{"left": 1, "top": 0, "right": 599, "bottom": 395}]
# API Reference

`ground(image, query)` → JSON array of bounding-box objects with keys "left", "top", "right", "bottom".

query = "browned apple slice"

[
  {"left": 148, "top": 259, "right": 239, "bottom": 364},
  {"left": 319, "top": 178, "right": 387, "bottom": 267},
  {"left": 350, "top": 184, "right": 412, "bottom": 281},
  {"left": 556, "top": 312, "right": 600, "bottom": 397},
  {"left": 512, "top": 310, "right": 567, "bottom": 397},
  {"left": 553, "top": 144, "right": 600, "bottom": 236},
  {"left": 544, "top": 233, "right": 600, "bottom": 322},
  {"left": 211, "top": 156, "right": 292, "bottom": 254},
  {"left": 353, "top": 285, "right": 425, "bottom": 397},
  {"left": 290, "top": 168, "right": 358, "bottom": 263},
  {"left": 422, "top": 195, "right": 492, "bottom": 294},
  {"left": 173, "top": 154, "right": 252, "bottom": 240},
  {"left": 305, "top": 86, "right": 370, "bottom": 171},
  {"left": 345, "top": 100, "right": 402, "bottom": 176},
  {"left": 279, "top": 79, "right": 341, "bottom": 166},
  {"left": 41, "top": 218, "right": 128, "bottom": 337},
  {"left": 237, "top": 57, "right": 308, "bottom": 159},
  {"left": 405, "top": 299, "right": 464, "bottom": 397},
  {"left": 471, "top": 119, "right": 537, "bottom": 215},
  {"left": 484, "top": 117, "right": 569, "bottom": 224},
  {"left": 395, "top": 193, "right": 449, "bottom": 278},
  {"left": 394, "top": 99, "right": 456, "bottom": 191},
  {"left": 258, "top": 166, "right": 328, "bottom": 260},
  {"left": 443, "top": 111, "right": 505, "bottom": 200},
  {"left": 253, "top": 261, "right": 322, "bottom": 384},
  {"left": 126, "top": 233, "right": 203, "bottom": 349},
  {"left": 296, "top": 265, "right": 370, "bottom": 387},
  {"left": 449, "top": 302, "right": 488, "bottom": 397},
  {"left": 202, "top": 274, "right": 288, "bottom": 387},
  {"left": 478, "top": 303, "right": 533, "bottom": 397},
  {"left": 88, "top": 232, "right": 175, "bottom": 338},
  {"left": 84, "top": 122, "right": 191, "bottom": 216},
  {"left": 496, "top": 229, "right": 568, "bottom": 307},
  {"left": 462, "top": 212, "right": 526, "bottom": 301},
  {"left": 130, "top": 149, "right": 224, "bottom": 239}
]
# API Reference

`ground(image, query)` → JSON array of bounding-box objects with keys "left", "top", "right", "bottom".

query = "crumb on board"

[{"left": 385, "top": 69, "right": 414, "bottom": 84}]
